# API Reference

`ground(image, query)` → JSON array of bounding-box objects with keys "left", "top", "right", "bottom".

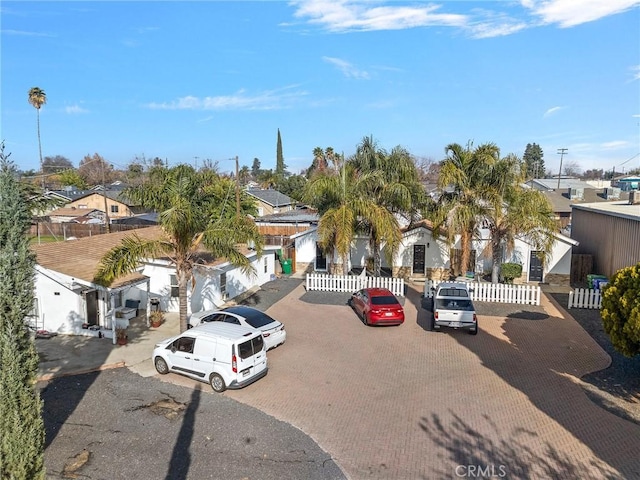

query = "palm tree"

[
  {"left": 94, "top": 165, "right": 263, "bottom": 332},
  {"left": 28, "top": 87, "right": 47, "bottom": 188},
  {"left": 350, "top": 137, "right": 430, "bottom": 275},
  {"left": 303, "top": 163, "right": 399, "bottom": 275},
  {"left": 483, "top": 154, "right": 558, "bottom": 283},
  {"left": 434, "top": 142, "right": 499, "bottom": 276}
]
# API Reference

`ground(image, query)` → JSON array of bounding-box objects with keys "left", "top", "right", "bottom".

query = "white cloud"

[
  {"left": 289, "top": 0, "right": 640, "bottom": 38},
  {"left": 631, "top": 65, "right": 640, "bottom": 81},
  {"left": 600, "top": 140, "right": 630, "bottom": 150},
  {"left": 290, "top": 0, "right": 467, "bottom": 32},
  {"left": 322, "top": 56, "right": 369, "bottom": 79},
  {"left": 65, "top": 105, "right": 88, "bottom": 114},
  {"left": 521, "top": 0, "right": 640, "bottom": 28},
  {"left": 146, "top": 86, "right": 308, "bottom": 111},
  {"left": 543, "top": 106, "right": 566, "bottom": 117},
  {"left": 1, "top": 29, "right": 54, "bottom": 37}
]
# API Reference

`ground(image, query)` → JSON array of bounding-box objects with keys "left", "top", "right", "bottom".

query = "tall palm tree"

[
  {"left": 483, "top": 154, "right": 558, "bottom": 283},
  {"left": 28, "top": 87, "right": 47, "bottom": 188},
  {"left": 94, "top": 165, "right": 263, "bottom": 332},
  {"left": 434, "top": 142, "right": 499, "bottom": 276},
  {"left": 303, "top": 163, "right": 399, "bottom": 275},
  {"left": 350, "top": 137, "right": 430, "bottom": 275}
]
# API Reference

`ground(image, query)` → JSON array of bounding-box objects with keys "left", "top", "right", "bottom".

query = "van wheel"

[
  {"left": 154, "top": 357, "right": 169, "bottom": 375},
  {"left": 210, "top": 373, "right": 226, "bottom": 393}
]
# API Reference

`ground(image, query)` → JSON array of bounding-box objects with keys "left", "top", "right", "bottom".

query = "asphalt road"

[{"left": 40, "top": 368, "right": 345, "bottom": 480}]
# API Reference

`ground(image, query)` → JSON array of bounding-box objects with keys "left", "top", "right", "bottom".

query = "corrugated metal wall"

[{"left": 572, "top": 209, "right": 640, "bottom": 277}]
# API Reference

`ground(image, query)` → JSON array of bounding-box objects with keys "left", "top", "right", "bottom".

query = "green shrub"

[
  {"left": 500, "top": 263, "right": 523, "bottom": 284},
  {"left": 600, "top": 262, "right": 640, "bottom": 357}
]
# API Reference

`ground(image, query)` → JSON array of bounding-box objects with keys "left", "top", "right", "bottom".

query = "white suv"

[{"left": 427, "top": 282, "right": 478, "bottom": 335}]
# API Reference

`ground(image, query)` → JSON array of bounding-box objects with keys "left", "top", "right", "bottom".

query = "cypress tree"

[
  {"left": 0, "top": 143, "right": 46, "bottom": 479},
  {"left": 276, "top": 129, "right": 286, "bottom": 176}
]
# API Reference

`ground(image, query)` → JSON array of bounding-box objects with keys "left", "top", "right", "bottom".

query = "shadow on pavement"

[
  {"left": 419, "top": 411, "right": 624, "bottom": 480},
  {"left": 165, "top": 384, "right": 201, "bottom": 480}
]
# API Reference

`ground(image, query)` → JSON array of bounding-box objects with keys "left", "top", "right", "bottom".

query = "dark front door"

[
  {"left": 529, "top": 251, "right": 543, "bottom": 282},
  {"left": 413, "top": 244, "right": 426, "bottom": 275},
  {"left": 84, "top": 290, "right": 99, "bottom": 325},
  {"left": 315, "top": 243, "right": 327, "bottom": 270}
]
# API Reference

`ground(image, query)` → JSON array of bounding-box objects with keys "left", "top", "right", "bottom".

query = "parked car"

[
  {"left": 348, "top": 287, "right": 405, "bottom": 326},
  {"left": 152, "top": 322, "right": 268, "bottom": 392},
  {"left": 428, "top": 282, "right": 478, "bottom": 335},
  {"left": 188, "top": 305, "right": 286, "bottom": 351}
]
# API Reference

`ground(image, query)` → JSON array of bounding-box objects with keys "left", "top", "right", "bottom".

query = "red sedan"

[{"left": 348, "top": 288, "right": 405, "bottom": 326}]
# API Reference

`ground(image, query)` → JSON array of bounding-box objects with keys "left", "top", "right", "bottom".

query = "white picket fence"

[
  {"left": 305, "top": 273, "right": 405, "bottom": 297},
  {"left": 424, "top": 280, "right": 541, "bottom": 306},
  {"left": 568, "top": 288, "right": 602, "bottom": 309}
]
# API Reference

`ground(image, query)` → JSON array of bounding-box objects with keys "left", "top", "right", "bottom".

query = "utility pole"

[
  {"left": 194, "top": 156, "right": 199, "bottom": 170},
  {"left": 235, "top": 155, "right": 240, "bottom": 217},
  {"left": 102, "top": 160, "right": 111, "bottom": 233},
  {"left": 557, "top": 148, "right": 568, "bottom": 189}
]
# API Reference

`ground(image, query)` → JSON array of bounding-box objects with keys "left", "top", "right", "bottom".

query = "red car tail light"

[
  {"left": 473, "top": 314, "right": 477, "bottom": 323},
  {"left": 263, "top": 332, "right": 270, "bottom": 337},
  {"left": 434, "top": 311, "right": 439, "bottom": 320},
  {"left": 232, "top": 354, "right": 237, "bottom": 373}
]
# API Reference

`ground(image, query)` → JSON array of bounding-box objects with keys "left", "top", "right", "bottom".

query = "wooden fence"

[
  {"left": 568, "top": 288, "right": 602, "bottom": 309},
  {"left": 424, "top": 280, "right": 541, "bottom": 306},
  {"left": 305, "top": 273, "right": 405, "bottom": 297}
]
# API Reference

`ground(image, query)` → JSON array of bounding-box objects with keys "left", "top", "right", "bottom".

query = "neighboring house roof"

[
  {"left": 68, "top": 190, "right": 136, "bottom": 205},
  {"left": 254, "top": 209, "right": 319, "bottom": 224},
  {"left": 111, "top": 212, "right": 159, "bottom": 225},
  {"left": 48, "top": 207, "right": 102, "bottom": 219},
  {"left": 527, "top": 178, "right": 594, "bottom": 191},
  {"left": 572, "top": 201, "right": 640, "bottom": 222},
  {"left": 542, "top": 189, "right": 630, "bottom": 214},
  {"left": 32, "top": 226, "right": 256, "bottom": 289},
  {"left": 246, "top": 188, "right": 294, "bottom": 207}
]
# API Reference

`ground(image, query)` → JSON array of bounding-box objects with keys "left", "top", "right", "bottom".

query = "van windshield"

[{"left": 238, "top": 335, "right": 264, "bottom": 359}]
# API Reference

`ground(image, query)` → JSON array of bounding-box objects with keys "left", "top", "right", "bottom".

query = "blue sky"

[{"left": 2, "top": 1, "right": 639, "bottom": 177}]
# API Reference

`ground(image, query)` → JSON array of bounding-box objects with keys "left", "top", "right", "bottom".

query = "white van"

[{"left": 152, "top": 323, "right": 268, "bottom": 392}]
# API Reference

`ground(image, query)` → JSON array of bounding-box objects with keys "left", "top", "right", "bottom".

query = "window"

[
  {"left": 170, "top": 275, "right": 179, "bottom": 298},
  {"left": 110, "top": 205, "right": 119, "bottom": 213},
  {"left": 113, "top": 290, "right": 123, "bottom": 308},
  {"left": 172, "top": 337, "right": 195, "bottom": 353},
  {"left": 264, "top": 256, "right": 268, "bottom": 273},
  {"left": 220, "top": 273, "right": 227, "bottom": 300}
]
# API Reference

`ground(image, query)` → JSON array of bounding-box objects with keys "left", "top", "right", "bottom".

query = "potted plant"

[
  {"left": 150, "top": 310, "right": 164, "bottom": 328},
  {"left": 116, "top": 327, "right": 128, "bottom": 345}
]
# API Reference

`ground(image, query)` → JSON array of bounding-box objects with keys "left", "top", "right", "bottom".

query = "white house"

[
  {"left": 288, "top": 220, "right": 575, "bottom": 285},
  {"left": 31, "top": 227, "right": 276, "bottom": 341}
]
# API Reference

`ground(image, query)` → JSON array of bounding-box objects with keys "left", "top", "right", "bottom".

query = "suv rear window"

[
  {"left": 437, "top": 288, "right": 469, "bottom": 297},
  {"left": 435, "top": 299, "right": 474, "bottom": 311},
  {"left": 237, "top": 335, "right": 264, "bottom": 359}
]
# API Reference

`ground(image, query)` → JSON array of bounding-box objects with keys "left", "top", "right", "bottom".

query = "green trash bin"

[{"left": 281, "top": 259, "right": 292, "bottom": 274}]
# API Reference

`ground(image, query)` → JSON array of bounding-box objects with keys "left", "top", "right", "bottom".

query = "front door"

[
  {"left": 84, "top": 290, "right": 98, "bottom": 326},
  {"left": 315, "top": 242, "right": 327, "bottom": 270},
  {"left": 413, "top": 245, "right": 426, "bottom": 275},
  {"left": 529, "top": 251, "right": 544, "bottom": 282}
]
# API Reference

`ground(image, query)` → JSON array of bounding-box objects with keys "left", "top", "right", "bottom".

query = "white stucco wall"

[
  {"left": 34, "top": 270, "right": 86, "bottom": 334},
  {"left": 394, "top": 228, "right": 449, "bottom": 272}
]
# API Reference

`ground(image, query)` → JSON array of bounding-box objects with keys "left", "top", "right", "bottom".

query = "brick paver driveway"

[{"left": 219, "top": 282, "right": 640, "bottom": 480}]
